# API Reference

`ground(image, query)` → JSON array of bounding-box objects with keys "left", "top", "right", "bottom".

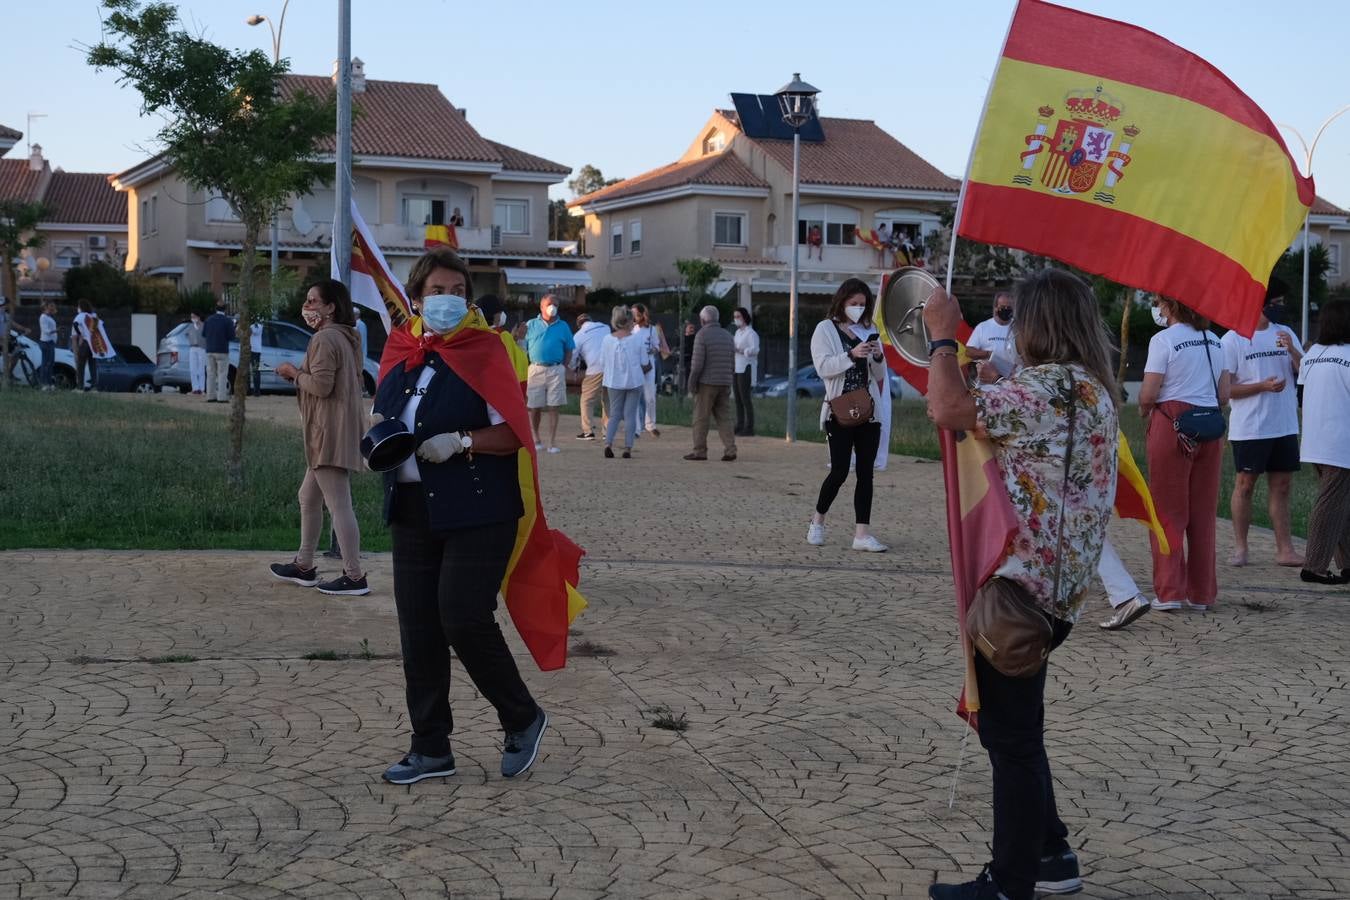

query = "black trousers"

[
  {"left": 390, "top": 485, "right": 538, "bottom": 756},
  {"left": 975, "top": 618, "right": 1073, "bottom": 900},
  {"left": 816, "top": 419, "right": 881, "bottom": 524},
  {"left": 76, "top": 342, "right": 98, "bottom": 390},
  {"left": 733, "top": 370, "right": 755, "bottom": 433},
  {"left": 249, "top": 355, "right": 262, "bottom": 395}
]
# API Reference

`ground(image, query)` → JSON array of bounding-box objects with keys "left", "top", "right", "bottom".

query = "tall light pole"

[
  {"left": 1279, "top": 104, "right": 1350, "bottom": 344},
  {"left": 246, "top": 1, "right": 291, "bottom": 284},
  {"left": 335, "top": 0, "right": 353, "bottom": 289},
  {"left": 775, "top": 73, "right": 819, "bottom": 443}
]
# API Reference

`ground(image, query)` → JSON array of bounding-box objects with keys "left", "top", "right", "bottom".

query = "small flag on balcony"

[
  {"left": 957, "top": 0, "right": 1315, "bottom": 337},
  {"left": 423, "top": 223, "right": 457, "bottom": 250}
]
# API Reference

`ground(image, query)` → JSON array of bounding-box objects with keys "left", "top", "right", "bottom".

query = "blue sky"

[{"left": 4, "top": 0, "right": 1348, "bottom": 208}]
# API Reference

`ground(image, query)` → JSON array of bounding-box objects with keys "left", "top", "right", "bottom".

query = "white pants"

[
  {"left": 189, "top": 346, "right": 207, "bottom": 392},
  {"left": 642, "top": 366, "right": 658, "bottom": 431},
  {"left": 1098, "top": 538, "right": 1142, "bottom": 607},
  {"left": 873, "top": 377, "right": 893, "bottom": 470}
]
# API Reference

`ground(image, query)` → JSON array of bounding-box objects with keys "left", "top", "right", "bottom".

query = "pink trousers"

[{"left": 1145, "top": 403, "right": 1222, "bottom": 606}]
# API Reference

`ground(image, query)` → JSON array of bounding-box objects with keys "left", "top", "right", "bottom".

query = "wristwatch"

[
  {"left": 458, "top": 431, "right": 474, "bottom": 453},
  {"left": 928, "top": 338, "right": 959, "bottom": 355}
]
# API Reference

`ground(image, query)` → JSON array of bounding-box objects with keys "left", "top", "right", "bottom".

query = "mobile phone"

[{"left": 866, "top": 332, "right": 880, "bottom": 343}]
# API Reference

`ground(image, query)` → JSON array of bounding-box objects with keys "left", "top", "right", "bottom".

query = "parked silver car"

[{"left": 154, "top": 319, "right": 379, "bottom": 395}]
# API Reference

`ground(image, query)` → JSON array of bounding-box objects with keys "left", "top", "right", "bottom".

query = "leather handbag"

[
  {"left": 966, "top": 367, "right": 1076, "bottom": 678},
  {"left": 966, "top": 577, "right": 1054, "bottom": 678},
  {"left": 828, "top": 387, "right": 874, "bottom": 427},
  {"left": 1170, "top": 334, "right": 1226, "bottom": 443}
]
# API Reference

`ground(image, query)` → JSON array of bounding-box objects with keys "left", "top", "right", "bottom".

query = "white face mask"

[
  {"left": 541, "top": 304, "right": 556, "bottom": 320},
  {"left": 734, "top": 318, "right": 745, "bottom": 328},
  {"left": 844, "top": 305, "right": 865, "bottom": 323},
  {"left": 1151, "top": 306, "right": 1169, "bottom": 328}
]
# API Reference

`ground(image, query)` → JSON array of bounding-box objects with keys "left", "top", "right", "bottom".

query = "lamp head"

[
  {"left": 775, "top": 72, "right": 820, "bottom": 129},
  {"left": 246, "top": 14, "right": 266, "bottom": 25}
]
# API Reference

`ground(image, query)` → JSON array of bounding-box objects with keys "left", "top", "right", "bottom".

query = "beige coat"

[{"left": 295, "top": 324, "right": 364, "bottom": 471}]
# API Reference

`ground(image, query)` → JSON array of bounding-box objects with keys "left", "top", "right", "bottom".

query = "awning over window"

[
  {"left": 501, "top": 267, "right": 592, "bottom": 288},
  {"left": 749, "top": 279, "right": 844, "bottom": 295}
]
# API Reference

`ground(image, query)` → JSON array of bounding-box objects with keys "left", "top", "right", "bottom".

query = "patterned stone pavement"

[{"left": 3, "top": 399, "right": 1348, "bottom": 899}]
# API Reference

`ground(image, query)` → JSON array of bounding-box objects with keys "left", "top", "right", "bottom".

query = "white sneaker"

[
  {"left": 534, "top": 441, "right": 544, "bottom": 451},
  {"left": 806, "top": 522, "right": 826, "bottom": 546},
  {"left": 1151, "top": 598, "right": 1184, "bottom": 611},
  {"left": 852, "top": 535, "right": 889, "bottom": 553},
  {"left": 546, "top": 446, "right": 561, "bottom": 454}
]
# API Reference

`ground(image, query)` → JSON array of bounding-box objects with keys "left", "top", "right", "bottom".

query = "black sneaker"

[
  {"left": 269, "top": 561, "right": 319, "bottom": 587},
  {"left": 575, "top": 432, "right": 595, "bottom": 441},
  {"left": 501, "top": 708, "right": 548, "bottom": 778},
  {"left": 316, "top": 573, "right": 370, "bottom": 596},
  {"left": 1036, "top": 850, "right": 1083, "bottom": 895},
  {"left": 382, "top": 751, "right": 456, "bottom": 785},
  {"left": 929, "top": 866, "right": 1005, "bottom": 900}
]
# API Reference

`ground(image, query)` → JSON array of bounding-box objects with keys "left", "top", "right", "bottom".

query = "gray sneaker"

[
  {"left": 382, "top": 751, "right": 456, "bottom": 785},
  {"left": 1099, "top": 595, "right": 1151, "bottom": 630},
  {"left": 501, "top": 708, "right": 548, "bottom": 778}
]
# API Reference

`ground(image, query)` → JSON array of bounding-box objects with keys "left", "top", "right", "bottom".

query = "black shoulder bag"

[{"left": 1171, "top": 334, "right": 1226, "bottom": 444}]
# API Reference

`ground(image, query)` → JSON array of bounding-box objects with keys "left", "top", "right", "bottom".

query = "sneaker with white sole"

[
  {"left": 270, "top": 561, "right": 318, "bottom": 587},
  {"left": 382, "top": 750, "right": 456, "bottom": 785},
  {"left": 1036, "top": 850, "right": 1084, "bottom": 895},
  {"left": 806, "top": 522, "right": 826, "bottom": 545},
  {"left": 546, "top": 446, "right": 561, "bottom": 454},
  {"left": 502, "top": 708, "right": 548, "bottom": 778},
  {"left": 317, "top": 573, "right": 370, "bottom": 596},
  {"left": 1151, "top": 598, "right": 1184, "bottom": 611},
  {"left": 852, "top": 535, "right": 889, "bottom": 553},
  {"left": 1099, "top": 595, "right": 1151, "bottom": 630}
]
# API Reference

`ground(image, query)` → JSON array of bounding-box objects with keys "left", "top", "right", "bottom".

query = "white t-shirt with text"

[
  {"left": 396, "top": 366, "right": 504, "bottom": 483},
  {"left": 968, "top": 317, "right": 1016, "bottom": 376},
  {"left": 1220, "top": 323, "right": 1302, "bottom": 440},
  {"left": 1297, "top": 343, "right": 1350, "bottom": 469},
  {"left": 1144, "top": 324, "right": 1224, "bottom": 406}
]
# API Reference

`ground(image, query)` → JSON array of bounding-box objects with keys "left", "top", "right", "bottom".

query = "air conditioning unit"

[
  {"left": 491, "top": 225, "right": 502, "bottom": 249},
  {"left": 88, "top": 235, "right": 108, "bottom": 250},
  {"left": 88, "top": 252, "right": 104, "bottom": 263}
]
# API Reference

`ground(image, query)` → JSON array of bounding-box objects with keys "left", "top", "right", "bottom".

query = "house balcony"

[{"left": 368, "top": 223, "right": 496, "bottom": 251}]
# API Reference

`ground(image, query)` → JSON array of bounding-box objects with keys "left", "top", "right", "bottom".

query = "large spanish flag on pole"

[
  {"left": 333, "top": 199, "right": 415, "bottom": 334},
  {"left": 958, "top": 0, "right": 1314, "bottom": 338}
]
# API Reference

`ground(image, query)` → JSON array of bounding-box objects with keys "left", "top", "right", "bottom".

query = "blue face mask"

[{"left": 421, "top": 294, "right": 468, "bottom": 334}]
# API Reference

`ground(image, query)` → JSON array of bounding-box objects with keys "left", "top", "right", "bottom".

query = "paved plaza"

[{"left": 2, "top": 398, "right": 1348, "bottom": 899}]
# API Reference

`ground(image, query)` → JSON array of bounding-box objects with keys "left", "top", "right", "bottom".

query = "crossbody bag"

[
  {"left": 966, "top": 367, "right": 1076, "bottom": 678},
  {"left": 827, "top": 329, "right": 876, "bottom": 428},
  {"left": 1170, "top": 333, "right": 1225, "bottom": 444}
]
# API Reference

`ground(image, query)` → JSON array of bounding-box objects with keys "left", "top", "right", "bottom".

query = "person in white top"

[
  {"left": 38, "top": 301, "right": 59, "bottom": 391},
  {"left": 599, "top": 305, "right": 650, "bottom": 458},
  {"left": 1296, "top": 299, "right": 1350, "bottom": 584},
  {"left": 1139, "top": 298, "right": 1231, "bottom": 612},
  {"left": 571, "top": 313, "right": 611, "bottom": 441},
  {"left": 731, "top": 307, "right": 760, "bottom": 436},
  {"left": 1220, "top": 278, "right": 1304, "bottom": 568},
  {"left": 966, "top": 291, "right": 1017, "bottom": 379},
  {"left": 630, "top": 303, "right": 670, "bottom": 437},
  {"left": 248, "top": 321, "right": 264, "bottom": 396}
]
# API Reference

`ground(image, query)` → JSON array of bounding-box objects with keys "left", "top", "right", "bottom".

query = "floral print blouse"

[{"left": 975, "top": 363, "right": 1119, "bottom": 622}]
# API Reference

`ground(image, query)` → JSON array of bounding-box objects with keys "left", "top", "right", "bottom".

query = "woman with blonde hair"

[
  {"left": 600, "top": 305, "right": 650, "bottom": 458},
  {"left": 1139, "top": 297, "right": 1231, "bottom": 612}
]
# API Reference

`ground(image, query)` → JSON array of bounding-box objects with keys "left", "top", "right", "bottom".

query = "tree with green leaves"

[
  {"left": 0, "top": 199, "right": 48, "bottom": 392},
  {"left": 568, "top": 164, "right": 620, "bottom": 198},
  {"left": 87, "top": 0, "right": 334, "bottom": 488}
]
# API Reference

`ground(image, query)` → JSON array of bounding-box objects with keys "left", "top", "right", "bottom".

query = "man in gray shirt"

[{"left": 684, "top": 305, "right": 737, "bottom": 461}]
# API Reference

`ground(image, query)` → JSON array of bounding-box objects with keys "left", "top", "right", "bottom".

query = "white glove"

[{"left": 415, "top": 432, "right": 464, "bottom": 463}]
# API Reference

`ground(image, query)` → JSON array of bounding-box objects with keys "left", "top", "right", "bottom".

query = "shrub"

[{"left": 62, "top": 260, "right": 134, "bottom": 309}]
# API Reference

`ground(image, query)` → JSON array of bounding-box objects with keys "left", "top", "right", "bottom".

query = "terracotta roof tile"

[
  {"left": 488, "top": 140, "right": 569, "bottom": 175},
  {"left": 1311, "top": 194, "right": 1349, "bottom": 217},
  {"left": 0, "top": 159, "right": 45, "bottom": 203},
  {"left": 568, "top": 152, "right": 768, "bottom": 207},
  {"left": 43, "top": 171, "right": 127, "bottom": 225},
  {"left": 280, "top": 75, "right": 501, "bottom": 162},
  {"left": 721, "top": 110, "right": 959, "bottom": 193},
  {"left": 0, "top": 123, "right": 21, "bottom": 141}
]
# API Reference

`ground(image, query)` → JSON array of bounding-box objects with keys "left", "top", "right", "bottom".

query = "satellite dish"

[
  {"left": 290, "top": 199, "right": 314, "bottom": 235},
  {"left": 881, "top": 266, "right": 940, "bottom": 368}
]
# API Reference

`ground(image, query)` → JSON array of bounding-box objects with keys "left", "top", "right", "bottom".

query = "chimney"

[
  {"left": 331, "top": 57, "right": 367, "bottom": 93},
  {"left": 461, "top": 108, "right": 468, "bottom": 121},
  {"left": 29, "top": 143, "right": 44, "bottom": 172}
]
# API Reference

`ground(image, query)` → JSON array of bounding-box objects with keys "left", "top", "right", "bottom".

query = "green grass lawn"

[{"left": 0, "top": 388, "right": 1313, "bottom": 550}]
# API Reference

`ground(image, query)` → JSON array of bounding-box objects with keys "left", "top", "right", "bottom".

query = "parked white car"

[
  {"left": 154, "top": 319, "right": 379, "bottom": 395},
  {"left": 8, "top": 332, "right": 79, "bottom": 389}
]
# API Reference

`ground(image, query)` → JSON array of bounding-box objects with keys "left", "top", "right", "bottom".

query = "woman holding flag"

[{"left": 372, "top": 248, "right": 555, "bottom": 785}]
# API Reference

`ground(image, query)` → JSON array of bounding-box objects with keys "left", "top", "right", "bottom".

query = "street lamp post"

[
  {"left": 775, "top": 73, "right": 819, "bottom": 443},
  {"left": 246, "top": 1, "right": 291, "bottom": 284},
  {"left": 1279, "top": 104, "right": 1350, "bottom": 344},
  {"left": 335, "top": 0, "right": 352, "bottom": 288}
]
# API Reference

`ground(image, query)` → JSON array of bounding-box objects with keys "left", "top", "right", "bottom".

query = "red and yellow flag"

[
  {"left": 959, "top": 0, "right": 1314, "bottom": 337},
  {"left": 424, "top": 223, "right": 458, "bottom": 250},
  {"left": 379, "top": 312, "right": 587, "bottom": 671}
]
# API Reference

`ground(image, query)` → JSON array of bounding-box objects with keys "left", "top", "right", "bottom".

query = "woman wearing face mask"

[
  {"left": 1139, "top": 297, "right": 1231, "bottom": 612},
  {"left": 807, "top": 278, "right": 889, "bottom": 552},
  {"left": 732, "top": 307, "right": 760, "bottom": 436},
  {"left": 270, "top": 279, "right": 369, "bottom": 596},
  {"left": 370, "top": 248, "right": 549, "bottom": 786}
]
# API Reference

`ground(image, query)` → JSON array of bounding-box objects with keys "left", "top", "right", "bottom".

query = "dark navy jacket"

[
  {"left": 202, "top": 312, "right": 234, "bottom": 354},
  {"left": 372, "top": 354, "right": 523, "bottom": 532}
]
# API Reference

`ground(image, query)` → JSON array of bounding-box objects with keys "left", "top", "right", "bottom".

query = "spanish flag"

[
  {"left": 423, "top": 223, "right": 457, "bottom": 250},
  {"left": 959, "top": 0, "right": 1314, "bottom": 338},
  {"left": 379, "top": 312, "right": 587, "bottom": 671}
]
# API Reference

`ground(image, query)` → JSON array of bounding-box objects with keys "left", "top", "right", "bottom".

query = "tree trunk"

[
  {"left": 1117, "top": 290, "right": 1132, "bottom": 395},
  {"left": 0, "top": 259, "right": 15, "bottom": 393},
  {"left": 226, "top": 231, "right": 260, "bottom": 490}
]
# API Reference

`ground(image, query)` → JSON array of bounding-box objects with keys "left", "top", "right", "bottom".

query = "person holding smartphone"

[{"left": 807, "top": 278, "right": 889, "bottom": 552}]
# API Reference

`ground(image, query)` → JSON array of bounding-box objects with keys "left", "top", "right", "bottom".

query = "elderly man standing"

[
  {"left": 572, "top": 312, "right": 610, "bottom": 441},
  {"left": 684, "top": 305, "right": 737, "bottom": 462},
  {"left": 524, "top": 294, "right": 574, "bottom": 454}
]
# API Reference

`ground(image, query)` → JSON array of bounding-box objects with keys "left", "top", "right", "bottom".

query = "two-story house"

[
  {"left": 569, "top": 95, "right": 959, "bottom": 312},
  {"left": 1307, "top": 195, "right": 1349, "bottom": 290},
  {"left": 109, "top": 60, "right": 588, "bottom": 311}
]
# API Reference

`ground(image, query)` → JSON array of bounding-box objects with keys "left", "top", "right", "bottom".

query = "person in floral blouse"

[{"left": 924, "top": 269, "right": 1120, "bottom": 900}]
